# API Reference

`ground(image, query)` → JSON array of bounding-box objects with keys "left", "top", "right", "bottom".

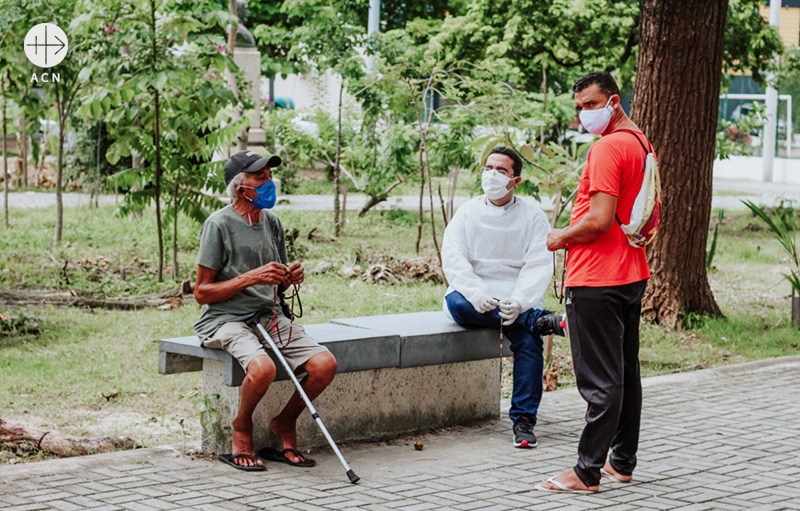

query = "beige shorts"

[{"left": 203, "top": 314, "right": 329, "bottom": 374}]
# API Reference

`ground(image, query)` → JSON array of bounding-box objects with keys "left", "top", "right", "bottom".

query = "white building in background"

[
  {"left": 268, "top": 68, "right": 345, "bottom": 116},
  {"left": 714, "top": 156, "right": 800, "bottom": 184}
]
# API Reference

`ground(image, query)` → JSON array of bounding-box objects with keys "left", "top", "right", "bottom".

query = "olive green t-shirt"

[{"left": 193, "top": 206, "right": 288, "bottom": 341}]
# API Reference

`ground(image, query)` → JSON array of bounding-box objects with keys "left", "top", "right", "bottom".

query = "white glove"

[
  {"left": 499, "top": 299, "right": 522, "bottom": 326},
  {"left": 472, "top": 292, "right": 500, "bottom": 314}
]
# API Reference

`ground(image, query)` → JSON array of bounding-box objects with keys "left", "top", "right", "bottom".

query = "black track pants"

[{"left": 565, "top": 280, "right": 647, "bottom": 487}]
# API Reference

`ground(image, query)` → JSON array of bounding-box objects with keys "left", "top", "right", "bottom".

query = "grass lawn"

[{"left": 1, "top": 202, "right": 798, "bottom": 463}]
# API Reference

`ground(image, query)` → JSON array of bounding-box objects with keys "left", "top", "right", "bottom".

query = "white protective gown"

[{"left": 441, "top": 195, "right": 552, "bottom": 319}]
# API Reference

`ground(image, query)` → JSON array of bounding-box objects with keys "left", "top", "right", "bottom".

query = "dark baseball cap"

[{"left": 223, "top": 150, "right": 282, "bottom": 185}]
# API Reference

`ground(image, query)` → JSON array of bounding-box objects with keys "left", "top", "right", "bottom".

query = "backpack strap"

[
  {"left": 611, "top": 129, "right": 651, "bottom": 227},
  {"left": 613, "top": 128, "right": 652, "bottom": 155}
]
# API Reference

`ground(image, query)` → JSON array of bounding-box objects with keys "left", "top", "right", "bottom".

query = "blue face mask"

[{"left": 241, "top": 180, "right": 276, "bottom": 209}]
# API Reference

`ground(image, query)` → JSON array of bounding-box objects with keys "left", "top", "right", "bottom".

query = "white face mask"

[
  {"left": 579, "top": 96, "right": 614, "bottom": 135},
  {"left": 481, "top": 169, "right": 514, "bottom": 200}
]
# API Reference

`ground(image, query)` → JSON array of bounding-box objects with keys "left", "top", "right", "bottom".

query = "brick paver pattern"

[{"left": 1, "top": 360, "right": 799, "bottom": 510}]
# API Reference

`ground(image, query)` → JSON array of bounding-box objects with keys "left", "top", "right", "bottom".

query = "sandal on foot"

[
  {"left": 600, "top": 467, "right": 631, "bottom": 483},
  {"left": 218, "top": 453, "right": 266, "bottom": 472},
  {"left": 536, "top": 476, "right": 598, "bottom": 494},
  {"left": 258, "top": 447, "right": 316, "bottom": 467}
]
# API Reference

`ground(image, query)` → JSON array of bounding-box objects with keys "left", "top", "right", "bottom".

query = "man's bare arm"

[
  {"left": 547, "top": 192, "right": 618, "bottom": 250},
  {"left": 194, "top": 263, "right": 288, "bottom": 305}
]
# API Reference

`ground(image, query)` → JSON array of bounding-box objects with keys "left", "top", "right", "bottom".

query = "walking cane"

[{"left": 246, "top": 312, "right": 360, "bottom": 484}]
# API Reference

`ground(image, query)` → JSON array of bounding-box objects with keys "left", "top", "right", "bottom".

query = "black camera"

[{"left": 536, "top": 313, "right": 567, "bottom": 337}]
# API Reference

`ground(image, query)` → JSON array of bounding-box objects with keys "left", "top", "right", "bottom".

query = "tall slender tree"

[
  {"left": 283, "top": 0, "right": 366, "bottom": 237},
  {"left": 630, "top": 0, "right": 728, "bottom": 327},
  {"left": 76, "top": 0, "right": 244, "bottom": 282}
]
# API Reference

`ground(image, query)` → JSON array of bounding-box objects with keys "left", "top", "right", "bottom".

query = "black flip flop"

[
  {"left": 258, "top": 447, "right": 316, "bottom": 467},
  {"left": 218, "top": 453, "right": 266, "bottom": 471}
]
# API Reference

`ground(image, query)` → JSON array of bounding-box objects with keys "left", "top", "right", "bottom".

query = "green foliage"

[
  {"left": 249, "top": 2, "right": 304, "bottom": 80},
  {"left": 0, "top": 313, "right": 37, "bottom": 336},
  {"left": 391, "top": 0, "right": 782, "bottom": 101},
  {"left": 742, "top": 200, "right": 800, "bottom": 295},
  {"left": 365, "top": 121, "right": 418, "bottom": 197},
  {"left": 0, "top": 1, "right": 46, "bottom": 183},
  {"left": 265, "top": 107, "right": 359, "bottom": 191},
  {"left": 723, "top": 0, "right": 785, "bottom": 85},
  {"left": 716, "top": 102, "right": 766, "bottom": 160},
  {"left": 380, "top": 0, "right": 468, "bottom": 31},
  {"left": 777, "top": 46, "right": 800, "bottom": 136},
  {"left": 1, "top": 0, "right": 102, "bottom": 233},
  {"left": 423, "top": 0, "right": 640, "bottom": 93},
  {"left": 193, "top": 392, "right": 220, "bottom": 437},
  {"left": 284, "top": 0, "right": 366, "bottom": 83},
  {"left": 250, "top": 0, "right": 467, "bottom": 82},
  {"left": 264, "top": 109, "right": 317, "bottom": 193},
  {"left": 0, "top": 205, "right": 199, "bottom": 296},
  {"left": 65, "top": 121, "right": 128, "bottom": 193},
  {"left": 71, "top": 0, "right": 249, "bottom": 279},
  {"left": 775, "top": 199, "right": 798, "bottom": 232},
  {"left": 428, "top": 108, "right": 478, "bottom": 176}
]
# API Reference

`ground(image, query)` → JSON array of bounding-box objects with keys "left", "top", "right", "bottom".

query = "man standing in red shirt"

[{"left": 540, "top": 72, "right": 654, "bottom": 493}]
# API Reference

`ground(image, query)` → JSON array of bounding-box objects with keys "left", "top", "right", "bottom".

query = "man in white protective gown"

[{"left": 441, "top": 146, "right": 566, "bottom": 449}]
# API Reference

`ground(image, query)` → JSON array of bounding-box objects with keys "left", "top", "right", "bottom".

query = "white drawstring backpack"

[{"left": 614, "top": 129, "right": 662, "bottom": 248}]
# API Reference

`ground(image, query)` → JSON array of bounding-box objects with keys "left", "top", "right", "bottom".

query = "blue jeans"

[{"left": 445, "top": 291, "right": 547, "bottom": 424}]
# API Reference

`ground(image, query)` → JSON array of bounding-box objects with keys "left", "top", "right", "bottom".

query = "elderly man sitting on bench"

[{"left": 193, "top": 150, "right": 337, "bottom": 471}]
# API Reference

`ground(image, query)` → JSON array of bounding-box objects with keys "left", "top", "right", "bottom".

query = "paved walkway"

[
  {"left": 3, "top": 178, "right": 800, "bottom": 212},
  {"left": 1, "top": 357, "right": 799, "bottom": 511}
]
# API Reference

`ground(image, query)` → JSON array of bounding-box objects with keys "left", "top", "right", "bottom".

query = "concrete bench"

[{"left": 160, "top": 311, "right": 510, "bottom": 453}]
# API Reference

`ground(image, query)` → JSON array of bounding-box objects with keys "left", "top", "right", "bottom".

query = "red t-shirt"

[{"left": 566, "top": 129, "right": 653, "bottom": 287}]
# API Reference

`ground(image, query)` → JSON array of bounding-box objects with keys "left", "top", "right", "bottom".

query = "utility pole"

[
  {"left": 367, "top": 0, "right": 380, "bottom": 74},
  {"left": 762, "top": 0, "right": 781, "bottom": 182}
]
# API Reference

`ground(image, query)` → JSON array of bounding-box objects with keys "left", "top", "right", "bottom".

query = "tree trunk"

[
  {"left": 172, "top": 180, "right": 179, "bottom": 281},
  {"left": 22, "top": 114, "right": 27, "bottom": 187},
  {"left": 151, "top": 0, "right": 164, "bottom": 283},
  {"left": 2, "top": 74, "right": 8, "bottom": 228},
  {"left": 94, "top": 121, "right": 102, "bottom": 208},
  {"left": 358, "top": 195, "right": 383, "bottom": 217},
  {"left": 630, "top": 0, "right": 726, "bottom": 328},
  {"left": 0, "top": 287, "right": 188, "bottom": 310},
  {"left": 340, "top": 181, "right": 348, "bottom": 232},
  {"left": 423, "top": 136, "right": 442, "bottom": 267},
  {"left": 540, "top": 59, "right": 547, "bottom": 145},
  {"left": 38, "top": 118, "right": 49, "bottom": 183},
  {"left": 227, "top": 0, "right": 237, "bottom": 55},
  {"left": 332, "top": 82, "right": 344, "bottom": 237},
  {"left": 54, "top": 111, "right": 65, "bottom": 244},
  {"left": 17, "top": 114, "right": 27, "bottom": 187},
  {"left": 415, "top": 140, "right": 425, "bottom": 254},
  {"left": 358, "top": 177, "right": 407, "bottom": 217},
  {"left": 153, "top": 91, "right": 164, "bottom": 284},
  {"left": 0, "top": 418, "right": 137, "bottom": 457},
  {"left": 447, "top": 166, "right": 459, "bottom": 221}
]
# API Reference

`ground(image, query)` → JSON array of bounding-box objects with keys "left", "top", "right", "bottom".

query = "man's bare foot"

[
  {"left": 231, "top": 416, "right": 262, "bottom": 468},
  {"left": 269, "top": 416, "right": 304, "bottom": 464},
  {"left": 539, "top": 469, "right": 599, "bottom": 492},
  {"left": 602, "top": 460, "right": 632, "bottom": 483}
]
